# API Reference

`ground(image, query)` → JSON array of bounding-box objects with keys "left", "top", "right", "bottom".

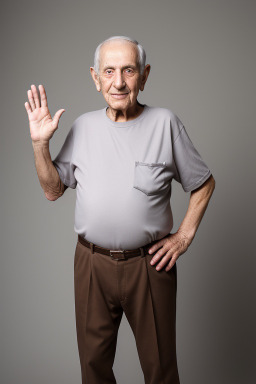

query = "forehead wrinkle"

[{"left": 99, "top": 41, "right": 139, "bottom": 70}]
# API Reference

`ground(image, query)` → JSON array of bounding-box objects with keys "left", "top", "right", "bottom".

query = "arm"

[
  {"left": 148, "top": 174, "right": 216, "bottom": 271},
  {"left": 25, "top": 84, "right": 67, "bottom": 201},
  {"left": 32, "top": 141, "right": 68, "bottom": 201}
]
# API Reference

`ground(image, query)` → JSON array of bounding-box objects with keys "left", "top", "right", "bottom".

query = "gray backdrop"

[{"left": 1, "top": 0, "right": 255, "bottom": 383}]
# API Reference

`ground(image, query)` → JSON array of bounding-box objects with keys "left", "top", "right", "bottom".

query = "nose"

[{"left": 113, "top": 70, "right": 125, "bottom": 89}]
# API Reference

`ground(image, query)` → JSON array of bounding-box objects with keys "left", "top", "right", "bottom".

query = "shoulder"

[
  {"left": 146, "top": 106, "right": 184, "bottom": 137},
  {"left": 146, "top": 106, "right": 182, "bottom": 124},
  {"left": 70, "top": 108, "right": 104, "bottom": 136},
  {"left": 146, "top": 106, "right": 175, "bottom": 117},
  {"left": 72, "top": 108, "right": 104, "bottom": 126}
]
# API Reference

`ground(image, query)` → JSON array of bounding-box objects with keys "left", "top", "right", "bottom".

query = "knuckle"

[
  {"left": 166, "top": 251, "right": 172, "bottom": 259},
  {"left": 158, "top": 249, "right": 165, "bottom": 258},
  {"left": 164, "top": 240, "right": 173, "bottom": 249}
]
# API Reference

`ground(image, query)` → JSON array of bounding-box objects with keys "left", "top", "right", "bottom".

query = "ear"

[
  {"left": 140, "top": 64, "right": 151, "bottom": 91},
  {"left": 90, "top": 67, "right": 101, "bottom": 92}
]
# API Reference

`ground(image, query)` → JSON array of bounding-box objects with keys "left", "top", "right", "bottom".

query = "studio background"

[{"left": 1, "top": 0, "right": 255, "bottom": 383}]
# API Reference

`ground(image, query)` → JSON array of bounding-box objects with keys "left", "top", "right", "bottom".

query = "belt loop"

[
  {"left": 139, "top": 247, "right": 145, "bottom": 258},
  {"left": 90, "top": 242, "right": 94, "bottom": 254}
]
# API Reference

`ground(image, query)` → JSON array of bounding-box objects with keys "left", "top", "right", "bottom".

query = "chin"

[{"left": 108, "top": 100, "right": 130, "bottom": 110}]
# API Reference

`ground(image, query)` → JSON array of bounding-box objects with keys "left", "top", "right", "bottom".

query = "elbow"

[
  {"left": 45, "top": 193, "right": 59, "bottom": 201},
  {"left": 44, "top": 190, "right": 63, "bottom": 201},
  {"left": 44, "top": 181, "right": 67, "bottom": 201}
]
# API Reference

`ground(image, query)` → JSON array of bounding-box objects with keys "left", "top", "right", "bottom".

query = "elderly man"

[{"left": 25, "top": 35, "right": 215, "bottom": 384}]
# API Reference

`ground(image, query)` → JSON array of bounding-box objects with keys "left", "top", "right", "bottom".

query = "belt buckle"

[{"left": 110, "top": 250, "right": 126, "bottom": 260}]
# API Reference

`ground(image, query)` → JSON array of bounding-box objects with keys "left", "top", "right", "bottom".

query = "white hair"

[{"left": 93, "top": 35, "right": 146, "bottom": 75}]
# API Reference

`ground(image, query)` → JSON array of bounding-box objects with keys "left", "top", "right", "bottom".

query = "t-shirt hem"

[{"left": 183, "top": 170, "right": 212, "bottom": 192}]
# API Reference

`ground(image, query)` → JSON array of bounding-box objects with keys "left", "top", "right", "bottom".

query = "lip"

[{"left": 111, "top": 93, "right": 129, "bottom": 99}]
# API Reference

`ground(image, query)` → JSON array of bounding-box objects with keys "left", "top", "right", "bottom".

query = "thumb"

[{"left": 52, "top": 109, "right": 65, "bottom": 129}]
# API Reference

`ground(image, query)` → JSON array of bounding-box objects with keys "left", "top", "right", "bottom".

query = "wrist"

[
  {"left": 32, "top": 140, "right": 50, "bottom": 149},
  {"left": 177, "top": 227, "right": 195, "bottom": 246}
]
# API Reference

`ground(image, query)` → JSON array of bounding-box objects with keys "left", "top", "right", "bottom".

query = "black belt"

[{"left": 77, "top": 234, "right": 168, "bottom": 261}]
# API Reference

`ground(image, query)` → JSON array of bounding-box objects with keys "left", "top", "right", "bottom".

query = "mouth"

[{"left": 110, "top": 93, "right": 129, "bottom": 99}]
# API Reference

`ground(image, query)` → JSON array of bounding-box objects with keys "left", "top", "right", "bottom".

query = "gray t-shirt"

[{"left": 52, "top": 105, "right": 211, "bottom": 249}]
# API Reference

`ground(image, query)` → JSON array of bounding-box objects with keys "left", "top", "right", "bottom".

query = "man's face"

[{"left": 91, "top": 40, "right": 149, "bottom": 113}]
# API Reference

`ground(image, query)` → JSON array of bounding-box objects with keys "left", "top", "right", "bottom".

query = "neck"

[{"left": 106, "top": 102, "right": 144, "bottom": 122}]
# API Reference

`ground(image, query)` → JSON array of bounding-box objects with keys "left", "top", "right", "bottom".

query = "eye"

[
  {"left": 105, "top": 69, "right": 113, "bottom": 75},
  {"left": 125, "top": 68, "right": 133, "bottom": 74}
]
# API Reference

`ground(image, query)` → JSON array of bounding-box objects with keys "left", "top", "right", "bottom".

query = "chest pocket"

[{"left": 133, "top": 161, "right": 168, "bottom": 196}]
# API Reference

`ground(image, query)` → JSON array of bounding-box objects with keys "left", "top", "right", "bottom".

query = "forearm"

[
  {"left": 32, "top": 141, "right": 65, "bottom": 200},
  {"left": 177, "top": 175, "right": 216, "bottom": 243}
]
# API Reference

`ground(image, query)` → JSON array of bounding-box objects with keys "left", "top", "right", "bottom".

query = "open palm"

[{"left": 25, "top": 84, "right": 65, "bottom": 143}]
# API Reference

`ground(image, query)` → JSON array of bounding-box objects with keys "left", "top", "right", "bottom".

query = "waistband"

[{"left": 77, "top": 234, "right": 170, "bottom": 261}]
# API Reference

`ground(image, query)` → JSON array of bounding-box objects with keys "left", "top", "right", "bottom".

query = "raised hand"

[{"left": 25, "top": 84, "right": 65, "bottom": 144}]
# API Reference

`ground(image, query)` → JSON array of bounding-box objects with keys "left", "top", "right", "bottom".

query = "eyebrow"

[{"left": 102, "top": 64, "right": 138, "bottom": 71}]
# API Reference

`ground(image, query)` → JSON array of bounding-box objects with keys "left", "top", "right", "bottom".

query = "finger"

[
  {"left": 149, "top": 238, "right": 175, "bottom": 264},
  {"left": 148, "top": 238, "right": 167, "bottom": 254},
  {"left": 39, "top": 84, "right": 48, "bottom": 108},
  {"left": 27, "top": 88, "right": 36, "bottom": 111},
  {"left": 150, "top": 244, "right": 170, "bottom": 265},
  {"left": 154, "top": 251, "right": 173, "bottom": 271},
  {"left": 165, "top": 252, "right": 179, "bottom": 272},
  {"left": 52, "top": 109, "right": 65, "bottom": 129},
  {"left": 31, "top": 84, "right": 40, "bottom": 108},
  {"left": 24, "top": 101, "right": 32, "bottom": 116}
]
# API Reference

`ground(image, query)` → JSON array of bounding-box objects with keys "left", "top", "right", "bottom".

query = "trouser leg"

[
  {"left": 122, "top": 253, "right": 180, "bottom": 384},
  {"left": 74, "top": 240, "right": 123, "bottom": 384}
]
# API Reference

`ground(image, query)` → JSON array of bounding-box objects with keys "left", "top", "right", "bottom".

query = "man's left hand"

[{"left": 148, "top": 230, "right": 191, "bottom": 272}]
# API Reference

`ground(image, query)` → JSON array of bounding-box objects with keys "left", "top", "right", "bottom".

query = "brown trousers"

[{"left": 74, "top": 235, "right": 180, "bottom": 384}]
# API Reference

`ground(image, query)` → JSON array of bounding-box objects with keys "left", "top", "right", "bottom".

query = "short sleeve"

[
  {"left": 52, "top": 125, "right": 77, "bottom": 189},
  {"left": 172, "top": 123, "right": 212, "bottom": 192}
]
